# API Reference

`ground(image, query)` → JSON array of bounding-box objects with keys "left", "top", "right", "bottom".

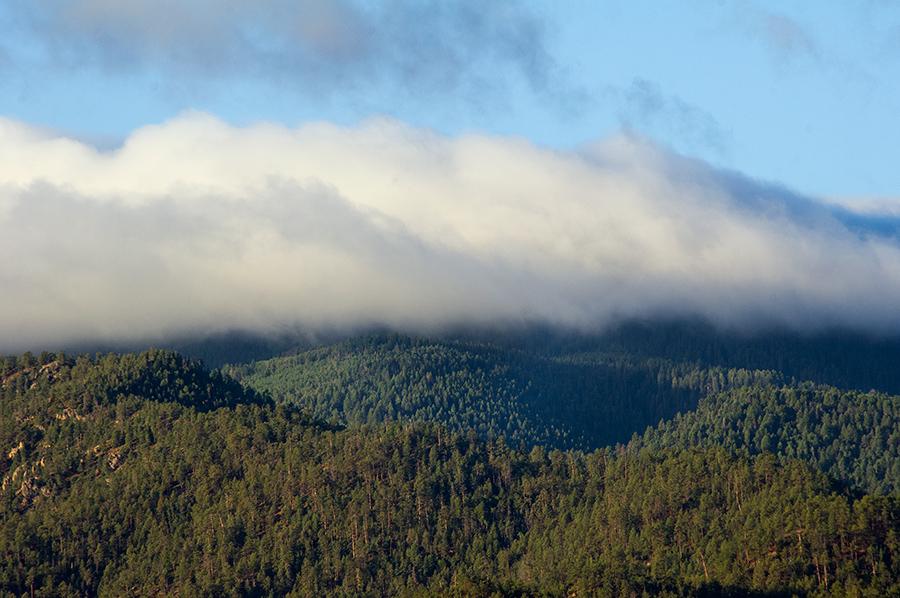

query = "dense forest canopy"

[
  {"left": 225, "top": 332, "right": 780, "bottom": 450},
  {"left": 630, "top": 384, "right": 900, "bottom": 495},
  {"left": 227, "top": 327, "right": 900, "bottom": 493},
  {"left": 4, "top": 322, "right": 900, "bottom": 596}
]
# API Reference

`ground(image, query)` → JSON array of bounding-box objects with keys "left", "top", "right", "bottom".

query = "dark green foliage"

[
  {"left": 3, "top": 349, "right": 900, "bottom": 597},
  {"left": 631, "top": 383, "right": 900, "bottom": 494},
  {"left": 226, "top": 333, "right": 779, "bottom": 450},
  {"left": 227, "top": 329, "right": 900, "bottom": 498},
  {"left": 2, "top": 348, "right": 266, "bottom": 413},
  {"left": 597, "top": 320, "right": 900, "bottom": 395}
]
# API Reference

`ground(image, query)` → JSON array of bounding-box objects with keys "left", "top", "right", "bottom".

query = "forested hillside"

[
  {"left": 631, "top": 384, "right": 900, "bottom": 494},
  {"left": 3, "top": 350, "right": 900, "bottom": 597},
  {"left": 226, "top": 333, "right": 779, "bottom": 450},
  {"left": 228, "top": 328, "right": 900, "bottom": 495},
  {"left": 595, "top": 321, "right": 900, "bottom": 395}
]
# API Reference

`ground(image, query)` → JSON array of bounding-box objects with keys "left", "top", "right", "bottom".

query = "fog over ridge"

[{"left": 2, "top": 112, "right": 900, "bottom": 351}]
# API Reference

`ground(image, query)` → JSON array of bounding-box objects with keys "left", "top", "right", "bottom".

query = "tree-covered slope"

[
  {"left": 596, "top": 320, "right": 900, "bottom": 395},
  {"left": 226, "top": 327, "right": 900, "bottom": 495},
  {"left": 4, "top": 350, "right": 900, "bottom": 597},
  {"left": 629, "top": 383, "right": 900, "bottom": 494},
  {"left": 0, "top": 349, "right": 268, "bottom": 416},
  {"left": 226, "top": 334, "right": 779, "bottom": 451}
]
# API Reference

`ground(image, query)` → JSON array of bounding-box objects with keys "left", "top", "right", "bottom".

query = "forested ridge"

[
  {"left": 630, "top": 384, "right": 900, "bottom": 494},
  {"left": 594, "top": 321, "right": 900, "bottom": 395},
  {"left": 5, "top": 323, "right": 900, "bottom": 597},
  {"left": 228, "top": 330, "right": 900, "bottom": 493},
  {"left": 3, "top": 349, "right": 900, "bottom": 597},
  {"left": 226, "top": 333, "right": 780, "bottom": 450}
]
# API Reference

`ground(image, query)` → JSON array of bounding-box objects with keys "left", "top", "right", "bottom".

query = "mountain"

[
  {"left": 225, "top": 332, "right": 780, "bottom": 451},
  {"left": 594, "top": 320, "right": 900, "bottom": 395},
  {"left": 227, "top": 325, "right": 900, "bottom": 495},
  {"left": 3, "top": 349, "right": 900, "bottom": 597},
  {"left": 630, "top": 383, "right": 900, "bottom": 494}
]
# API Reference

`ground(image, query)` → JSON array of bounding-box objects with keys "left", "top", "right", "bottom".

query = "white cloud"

[{"left": 2, "top": 112, "right": 900, "bottom": 350}]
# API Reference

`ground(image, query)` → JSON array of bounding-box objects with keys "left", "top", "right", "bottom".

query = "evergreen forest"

[{"left": 4, "top": 322, "right": 900, "bottom": 596}]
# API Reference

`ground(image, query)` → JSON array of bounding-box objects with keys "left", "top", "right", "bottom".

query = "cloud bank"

[{"left": 2, "top": 112, "right": 900, "bottom": 350}]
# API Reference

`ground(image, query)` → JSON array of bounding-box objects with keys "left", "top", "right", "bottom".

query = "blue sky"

[
  {"left": 3, "top": 0, "right": 898, "bottom": 196},
  {"left": 2, "top": 1, "right": 900, "bottom": 349}
]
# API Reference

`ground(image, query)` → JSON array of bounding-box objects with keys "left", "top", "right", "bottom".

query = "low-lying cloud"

[{"left": 2, "top": 112, "right": 900, "bottom": 350}]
